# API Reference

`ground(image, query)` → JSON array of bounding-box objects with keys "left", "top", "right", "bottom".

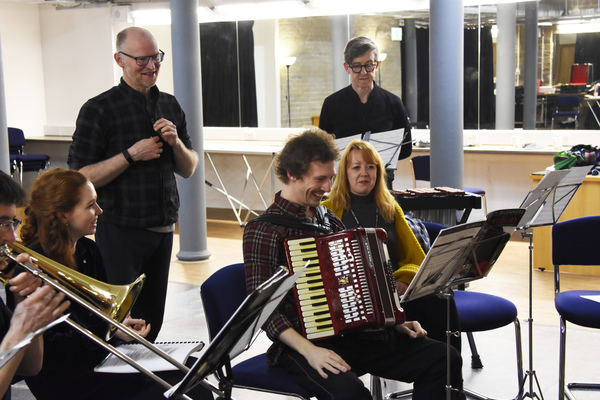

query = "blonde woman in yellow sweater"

[{"left": 322, "top": 139, "right": 460, "bottom": 349}]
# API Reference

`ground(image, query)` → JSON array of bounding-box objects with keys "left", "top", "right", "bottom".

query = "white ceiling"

[{"left": 5, "top": 0, "right": 600, "bottom": 24}]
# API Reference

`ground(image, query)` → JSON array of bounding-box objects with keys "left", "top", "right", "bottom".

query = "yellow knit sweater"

[{"left": 321, "top": 199, "right": 425, "bottom": 284}]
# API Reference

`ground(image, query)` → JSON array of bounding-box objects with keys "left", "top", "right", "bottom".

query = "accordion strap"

[{"left": 249, "top": 213, "right": 330, "bottom": 234}]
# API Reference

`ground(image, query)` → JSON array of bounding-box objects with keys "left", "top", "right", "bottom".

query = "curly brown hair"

[
  {"left": 275, "top": 128, "right": 339, "bottom": 184},
  {"left": 20, "top": 168, "right": 88, "bottom": 270}
]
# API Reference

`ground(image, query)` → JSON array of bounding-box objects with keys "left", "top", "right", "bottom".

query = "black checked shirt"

[{"left": 68, "top": 79, "right": 193, "bottom": 229}]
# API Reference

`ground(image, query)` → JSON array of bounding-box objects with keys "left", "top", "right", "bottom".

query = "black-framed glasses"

[
  {"left": 349, "top": 62, "right": 379, "bottom": 74},
  {"left": 119, "top": 50, "right": 165, "bottom": 66},
  {"left": 0, "top": 218, "right": 21, "bottom": 232}
]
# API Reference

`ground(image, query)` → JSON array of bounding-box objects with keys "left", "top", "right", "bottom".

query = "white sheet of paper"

[{"left": 581, "top": 294, "right": 600, "bottom": 304}]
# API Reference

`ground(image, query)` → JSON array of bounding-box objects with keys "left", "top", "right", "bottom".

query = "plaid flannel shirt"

[
  {"left": 243, "top": 192, "right": 345, "bottom": 365},
  {"left": 68, "top": 78, "right": 193, "bottom": 228}
]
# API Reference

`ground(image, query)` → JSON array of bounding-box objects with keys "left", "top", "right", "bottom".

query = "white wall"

[
  {"left": 0, "top": 3, "right": 46, "bottom": 136},
  {"left": 39, "top": 5, "right": 115, "bottom": 131}
]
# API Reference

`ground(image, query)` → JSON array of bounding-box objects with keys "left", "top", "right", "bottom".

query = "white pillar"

[
  {"left": 331, "top": 15, "right": 351, "bottom": 92},
  {"left": 0, "top": 31, "right": 10, "bottom": 174},
  {"left": 496, "top": 3, "right": 517, "bottom": 130}
]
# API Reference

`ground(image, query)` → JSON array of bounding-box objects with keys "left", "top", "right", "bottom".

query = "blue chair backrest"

[
  {"left": 555, "top": 96, "right": 581, "bottom": 108},
  {"left": 422, "top": 221, "right": 447, "bottom": 245},
  {"left": 552, "top": 216, "right": 600, "bottom": 266},
  {"left": 411, "top": 154, "right": 431, "bottom": 182},
  {"left": 8, "top": 127, "right": 25, "bottom": 154},
  {"left": 201, "top": 263, "right": 247, "bottom": 341}
]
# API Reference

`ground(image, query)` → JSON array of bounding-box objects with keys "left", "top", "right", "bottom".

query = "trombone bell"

[{"left": 1, "top": 242, "right": 145, "bottom": 341}]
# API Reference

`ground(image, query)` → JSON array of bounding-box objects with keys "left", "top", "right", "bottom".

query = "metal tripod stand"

[{"left": 520, "top": 230, "right": 544, "bottom": 400}]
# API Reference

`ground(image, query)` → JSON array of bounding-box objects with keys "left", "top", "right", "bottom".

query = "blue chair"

[
  {"left": 551, "top": 96, "right": 581, "bottom": 129},
  {"left": 8, "top": 127, "right": 50, "bottom": 185},
  {"left": 552, "top": 216, "right": 600, "bottom": 400},
  {"left": 410, "top": 154, "right": 487, "bottom": 215},
  {"left": 424, "top": 222, "right": 524, "bottom": 400},
  {"left": 201, "top": 263, "right": 312, "bottom": 399},
  {"left": 202, "top": 263, "right": 385, "bottom": 400}
]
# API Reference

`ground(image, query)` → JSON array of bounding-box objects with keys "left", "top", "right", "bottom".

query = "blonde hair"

[{"left": 328, "top": 140, "right": 396, "bottom": 222}]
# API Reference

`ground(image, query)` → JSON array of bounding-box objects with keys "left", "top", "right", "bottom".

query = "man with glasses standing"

[
  {"left": 319, "top": 36, "right": 411, "bottom": 188},
  {"left": 68, "top": 27, "right": 198, "bottom": 342}
]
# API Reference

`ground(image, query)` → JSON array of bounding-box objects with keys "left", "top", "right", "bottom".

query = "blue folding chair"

[
  {"left": 551, "top": 96, "right": 581, "bottom": 129},
  {"left": 200, "top": 263, "right": 312, "bottom": 399},
  {"left": 552, "top": 216, "right": 600, "bottom": 400}
]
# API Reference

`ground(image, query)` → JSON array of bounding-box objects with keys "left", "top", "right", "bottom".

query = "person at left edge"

[
  {"left": 0, "top": 171, "right": 70, "bottom": 400},
  {"left": 68, "top": 27, "right": 199, "bottom": 342}
]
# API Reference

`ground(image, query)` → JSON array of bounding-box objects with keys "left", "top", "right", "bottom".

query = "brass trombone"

[{"left": 0, "top": 242, "right": 219, "bottom": 399}]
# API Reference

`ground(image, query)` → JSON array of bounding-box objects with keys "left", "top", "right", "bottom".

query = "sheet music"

[
  {"left": 334, "top": 134, "right": 362, "bottom": 157},
  {"left": 229, "top": 266, "right": 306, "bottom": 360},
  {"left": 402, "top": 208, "right": 523, "bottom": 303},
  {"left": 367, "top": 129, "right": 407, "bottom": 169},
  {"left": 333, "top": 128, "right": 409, "bottom": 170},
  {"left": 519, "top": 166, "right": 589, "bottom": 228}
]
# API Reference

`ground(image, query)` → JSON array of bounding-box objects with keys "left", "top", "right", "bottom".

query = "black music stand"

[
  {"left": 402, "top": 208, "right": 527, "bottom": 400},
  {"left": 164, "top": 266, "right": 305, "bottom": 400},
  {"left": 516, "top": 166, "right": 590, "bottom": 400}
]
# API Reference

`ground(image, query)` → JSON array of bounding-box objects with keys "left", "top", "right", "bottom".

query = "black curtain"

[
  {"left": 401, "top": 25, "right": 495, "bottom": 129},
  {"left": 401, "top": 27, "right": 430, "bottom": 125},
  {"left": 200, "top": 21, "right": 258, "bottom": 127},
  {"left": 464, "top": 26, "right": 495, "bottom": 129},
  {"left": 574, "top": 32, "right": 600, "bottom": 83}
]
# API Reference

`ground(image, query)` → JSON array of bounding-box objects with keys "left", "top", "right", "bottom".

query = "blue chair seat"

[
  {"left": 232, "top": 354, "right": 312, "bottom": 397},
  {"left": 465, "top": 187, "right": 485, "bottom": 196},
  {"left": 454, "top": 290, "right": 518, "bottom": 332},
  {"left": 553, "top": 111, "right": 579, "bottom": 117},
  {"left": 555, "top": 289, "right": 600, "bottom": 329}
]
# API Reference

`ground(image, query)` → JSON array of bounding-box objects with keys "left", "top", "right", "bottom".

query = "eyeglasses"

[
  {"left": 349, "top": 62, "right": 379, "bottom": 74},
  {"left": 0, "top": 218, "right": 21, "bottom": 232},
  {"left": 119, "top": 50, "right": 165, "bottom": 66}
]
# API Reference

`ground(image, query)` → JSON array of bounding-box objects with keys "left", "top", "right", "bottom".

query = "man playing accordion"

[{"left": 243, "top": 128, "right": 465, "bottom": 400}]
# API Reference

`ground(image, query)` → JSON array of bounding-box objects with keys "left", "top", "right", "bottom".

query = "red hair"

[{"left": 20, "top": 168, "right": 88, "bottom": 270}]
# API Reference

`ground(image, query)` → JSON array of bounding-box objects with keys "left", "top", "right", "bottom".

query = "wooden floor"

[{"left": 169, "top": 219, "right": 600, "bottom": 329}]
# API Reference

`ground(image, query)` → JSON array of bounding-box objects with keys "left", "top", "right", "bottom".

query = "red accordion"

[{"left": 284, "top": 227, "right": 405, "bottom": 341}]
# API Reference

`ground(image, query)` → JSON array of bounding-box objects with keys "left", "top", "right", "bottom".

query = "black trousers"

[
  {"left": 95, "top": 222, "right": 173, "bottom": 343},
  {"left": 279, "top": 330, "right": 463, "bottom": 400},
  {"left": 402, "top": 292, "right": 462, "bottom": 352}
]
